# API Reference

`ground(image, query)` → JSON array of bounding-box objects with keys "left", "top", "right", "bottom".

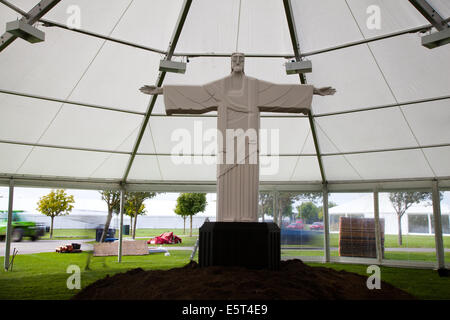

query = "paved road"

[
  {"left": 0, "top": 239, "right": 94, "bottom": 256},
  {"left": 2, "top": 241, "right": 449, "bottom": 256}
]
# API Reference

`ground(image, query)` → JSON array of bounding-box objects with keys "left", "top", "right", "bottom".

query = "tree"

[
  {"left": 174, "top": 208, "right": 189, "bottom": 235},
  {"left": 258, "top": 192, "right": 273, "bottom": 221},
  {"left": 37, "top": 189, "right": 75, "bottom": 239},
  {"left": 274, "top": 192, "right": 322, "bottom": 226},
  {"left": 125, "top": 192, "right": 156, "bottom": 239},
  {"left": 297, "top": 202, "right": 320, "bottom": 224},
  {"left": 99, "top": 191, "right": 121, "bottom": 242},
  {"left": 175, "top": 193, "right": 207, "bottom": 237},
  {"left": 318, "top": 201, "right": 337, "bottom": 221},
  {"left": 389, "top": 192, "right": 435, "bottom": 246}
]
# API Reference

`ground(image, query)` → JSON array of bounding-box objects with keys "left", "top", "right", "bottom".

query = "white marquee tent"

[
  {"left": 0, "top": 0, "right": 449, "bottom": 268},
  {"left": 0, "top": 0, "right": 449, "bottom": 193}
]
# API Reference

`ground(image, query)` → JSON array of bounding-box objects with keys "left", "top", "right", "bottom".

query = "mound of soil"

[{"left": 73, "top": 259, "right": 414, "bottom": 300}]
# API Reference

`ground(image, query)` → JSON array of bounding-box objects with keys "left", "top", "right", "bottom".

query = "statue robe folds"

[{"left": 163, "top": 74, "right": 313, "bottom": 222}]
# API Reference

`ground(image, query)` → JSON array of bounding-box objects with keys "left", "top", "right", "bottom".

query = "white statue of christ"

[{"left": 140, "top": 53, "right": 335, "bottom": 223}]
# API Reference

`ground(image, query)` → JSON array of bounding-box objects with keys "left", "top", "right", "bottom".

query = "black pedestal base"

[{"left": 199, "top": 222, "right": 280, "bottom": 270}]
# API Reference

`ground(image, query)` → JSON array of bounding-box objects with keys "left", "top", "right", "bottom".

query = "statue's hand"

[
  {"left": 139, "top": 85, "right": 162, "bottom": 95},
  {"left": 313, "top": 86, "right": 336, "bottom": 96}
]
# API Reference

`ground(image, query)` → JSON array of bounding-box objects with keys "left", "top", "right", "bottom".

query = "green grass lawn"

[
  {"left": 329, "top": 233, "right": 450, "bottom": 248},
  {"left": 282, "top": 249, "right": 450, "bottom": 263},
  {"left": 1, "top": 251, "right": 449, "bottom": 300},
  {"left": 306, "top": 262, "right": 450, "bottom": 300}
]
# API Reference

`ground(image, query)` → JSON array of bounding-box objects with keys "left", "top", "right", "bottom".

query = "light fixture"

[
  {"left": 421, "top": 28, "right": 450, "bottom": 49},
  {"left": 159, "top": 60, "right": 186, "bottom": 74},
  {"left": 285, "top": 60, "right": 312, "bottom": 75},
  {"left": 6, "top": 20, "right": 45, "bottom": 43}
]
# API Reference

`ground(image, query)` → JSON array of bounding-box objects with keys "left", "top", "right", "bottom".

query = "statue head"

[{"left": 231, "top": 52, "right": 245, "bottom": 73}]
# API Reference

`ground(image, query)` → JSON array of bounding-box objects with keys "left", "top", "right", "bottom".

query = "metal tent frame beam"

[
  {"left": 0, "top": 0, "right": 61, "bottom": 53},
  {"left": 283, "top": 0, "right": 326, "bottom": 184},
  {"left": 2, "top": 88, "right": 449, "bottom": 119},
  {"left": 1, "top": 138, "right": 449, "bottom": 159},
  {"left": 121, "top": 0, "right": 193, "bottom": 182},
  {"left": 408, "top": 0, "right": 450, "bottom": 31},
  {"left": 38, "top": 18, "right": 446, "bottom": 59}
]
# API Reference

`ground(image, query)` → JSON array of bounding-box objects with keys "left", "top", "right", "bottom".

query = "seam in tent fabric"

[
  {"left": 343, "top": 0, "right": 438, "bottom": 179},
  {"left": 235, "top": 0, "right": 242, "bottom": 52},
  {"left": 13, "top": 0, "right": 137, "bottom": 175},
  {"left": 88, "top": 124, "right": 141, "bottom": 179},
  {"left": 314, "top": 120, "right": 364, "bottom": 180},
  {"left": 288, "top": 128, "right": 312, "bottom": 181},
  {"left": 147, "top": 121, "right": 164, "bottom": 181}
]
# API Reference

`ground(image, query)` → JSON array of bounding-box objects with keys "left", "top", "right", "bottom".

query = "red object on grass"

[{"left": 147, "top": 232, "right": 182, "bottom": 245}]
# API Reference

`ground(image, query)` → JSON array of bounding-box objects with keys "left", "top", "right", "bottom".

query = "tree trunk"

[
  {"left": 397, "top": 214, "right": 403, "bottom": 246},
  {"left": 130, "top": 216, "right": 133, "bottom": 237},
  {"left": 50, "top": 216, "right": 54, "bottom": 239},
  {"left": 133, "top": 213, "right": 138, "bottom": 239},
  {"left": 100, "top": 209, "right": 113, "bottom": 242},
  {"left": 189, "top": 215, "right": 193, "bottom": 237},
  {"left": 183, "top": 216, "right": 186, "bottom": 235}
]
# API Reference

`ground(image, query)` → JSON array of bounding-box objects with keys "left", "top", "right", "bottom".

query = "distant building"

[{"left": 329, "top": 193, "right": 450, "bottom": 235}]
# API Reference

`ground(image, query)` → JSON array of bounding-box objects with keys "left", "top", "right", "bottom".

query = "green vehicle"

[{"left": 0, "top": 211, "right": 47, "bottom": 242}]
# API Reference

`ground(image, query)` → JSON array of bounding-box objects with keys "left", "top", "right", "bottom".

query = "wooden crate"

[{"left": 338, "top": 217, "right": 385, "bottom": 258}]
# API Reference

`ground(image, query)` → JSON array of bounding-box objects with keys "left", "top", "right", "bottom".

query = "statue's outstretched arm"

[
  {"left": 313, "top": 86, "right": 336, "bottom": 96},
  {"left": 139, "top": 85, "right": 163, "bottom": 95}
]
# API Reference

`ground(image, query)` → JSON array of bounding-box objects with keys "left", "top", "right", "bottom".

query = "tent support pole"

[
  {"left": 322, "top": 184, "right": 330, "bottom": 263},
  {"left": 373, "top": 190, "right": 383, "bottom": 264},
  {"left": 432, "top": 180, "right": 445, "bottom": 269},
  {"left": 4, "top": 179, "right": 14, "bottom": 271},
  {"left": 118, "top": 188, "right": 125, "bottom": 263}
]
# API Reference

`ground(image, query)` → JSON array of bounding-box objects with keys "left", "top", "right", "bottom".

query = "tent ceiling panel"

[
  {"left": 16, "top": 147, "right": 117, "bottom": 178},
  {"left": 322, "top": 155, "right": 362, "bottom": 181},
  {"left": 158, "top": 155, "right": 216, "bottom": 181},
  {"left": 315, "top": 108, "right": 419, "bottom": 153},
  {"left": 290, "top": 0, "right": 364, "bottom": 53},
  {"left": 127, "top": 155, "right": 162, "bottom": 181},
  {"left": 0, "top": 27, "right": 103, "bottom": 99},
  {"left": 306, "top": 44, "right": 395, "bottom": 115},
  {"left": 260, "top": 156, "right": 298, "bottom": 181},
  {"left": 288, "top": 156, "right": 322, "bottom": 182},
  {"left": 175, "top": 0, "right": 239, "bottom": 53},
  {"left": 37, "top": 104, "right": 142, "bottom": 152},
  {"left": 423, "top": 147, "right": 450, "bottom": 177},
  {"left": 0, "top": 143, "right": 33, "bottom": 174},
  {"left": 43, "top": 0, "right": 142, "bottom": 37},
  {"left": 89, "top": 153, "right": 131, "bottom": 179},
  {"left": 0, "top": 94, "right": 61, "bottom": 143},
  {"left": 401, "top": 100, "right": 450, "bottom": 146},
  {"left": 368, "top": 34, "right": 450, "bottom": 102},
  {"left": 260, "top": 118, "right": 310, "bottom": 155},
  {"left": 98, "top": 0, "right": 183, "bottom": 50},
  {"left": 344, "top": 149, "right": 435, "bottom": 180},
  {"left": 68, "top": 41, "right": 162, "bottom": 113},
  {"left": 345, "top": 0, "right": 429, "bottom": 38},
  {"left": 237, "top": 0, "right": 292, "bottom": 54}
]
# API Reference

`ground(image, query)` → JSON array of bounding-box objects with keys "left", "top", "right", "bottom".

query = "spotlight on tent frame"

[
  {"left": 421, "top": 28, "right": 450, "bottom": 49},
  {"left": 159, "top": 60, "right": 186, "bottom": 74},
  {"left": 6, "top": 20, "right": 45, "bottom": 44},
  {"left": 285, "top": 60, "right": 312, "bottom": 75}
]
